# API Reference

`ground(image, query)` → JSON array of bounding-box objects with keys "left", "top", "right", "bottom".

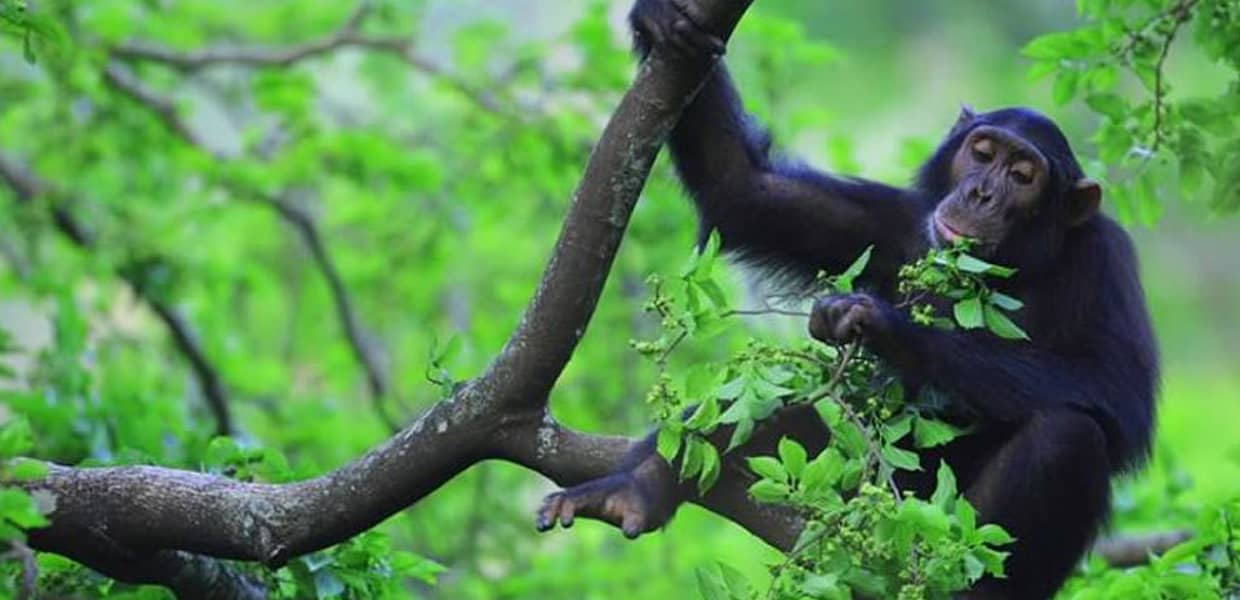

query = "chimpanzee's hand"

[
  {"left": 808, "top": 293, "right": 893, "bottom": 346},
  {"left": 629, "top": 0, "right": 725, "bottom": 57}
]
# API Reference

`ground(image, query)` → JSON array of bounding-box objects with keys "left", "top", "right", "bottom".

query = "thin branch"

[
  {"left": 1092, "top": 529, "right": 1193, "bottom": 568},
  {"left": 1149, "top": 0, "right": 1196, "bottom": 152},
  {"left": 724, "top": 307, "right": 811, "bottom": 318},
  {"left": 103, "top": 61, "right": 209, "bottom": 149},
  {"left": 111, "top": 6, "right": 507, "bottom": 118},
  {"left": 0, "top": 153, "right": 234, "bottom": 436},
  {"left": 109, "top": 2, "right": 396, "bottom": 73},
  {"left": 266, "top": 193, "right": 398, "bottom": 432},
  {"left": 102, "top": 56, "right": 400, "bottom": 428}
]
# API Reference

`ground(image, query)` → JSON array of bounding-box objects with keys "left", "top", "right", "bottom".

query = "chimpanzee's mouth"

[{"left": 934, "top": 214, "right": 969, "bottom": 243}]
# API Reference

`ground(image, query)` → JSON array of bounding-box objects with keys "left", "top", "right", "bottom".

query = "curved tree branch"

[{"left": 17, "top": 0, "right": 771, "bottom": 596}]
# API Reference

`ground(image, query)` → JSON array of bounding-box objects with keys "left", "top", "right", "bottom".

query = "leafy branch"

[
  {"left": 1023, "top": 0, "right": 1240, "bottom": 218},
  {"left": 631, "top": 241, "right": 1027, "bottom": 599}
]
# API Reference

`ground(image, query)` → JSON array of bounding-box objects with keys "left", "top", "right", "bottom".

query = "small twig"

[
  {"left": 1092, "top": 529, "right": 1193, "bottom": 568},
  {"left": 723, "top": 307, "right": 810, "bottom": 318},
  {"left": 102, "top": 61, "right": 208, "bottom": 149},
  {"left": 111, "top": 3, "right": 509, "bottom": 119},
  {"left": 266, "top": 193, "right": 398, "bottom": 432},
  {"left": 1149, "top": 0, "right": 1196, "bottom": 152},
  {"left": 1111, "top": 0, "right": 1199, "bottom": 153},
  {"left": 2, "top": 542, "right": 37, "bottom": 600}
]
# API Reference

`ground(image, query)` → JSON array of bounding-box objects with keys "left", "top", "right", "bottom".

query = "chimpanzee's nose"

[{"left": 970, "top": 185, "right": 993, "bottom": 205}]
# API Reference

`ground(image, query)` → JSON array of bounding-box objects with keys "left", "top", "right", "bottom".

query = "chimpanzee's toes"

[{"left": 534, "top": 474, "right": 654, "bottom": 538}]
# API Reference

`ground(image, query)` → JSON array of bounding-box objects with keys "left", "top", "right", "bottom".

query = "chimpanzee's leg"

[
  {"left": 536, "top": 404, "right": 827, "bottom": 538},
  {"left": 960, "top": 410, "right": 1112, "bottom": 600}
]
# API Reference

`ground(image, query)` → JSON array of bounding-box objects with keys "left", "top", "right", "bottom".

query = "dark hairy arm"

[
  {"left": 629, "top": 0, "right": 925, "bottom": 285},
  {"left": 810, "top": 293, "right": 1125, "bottom": 426}
]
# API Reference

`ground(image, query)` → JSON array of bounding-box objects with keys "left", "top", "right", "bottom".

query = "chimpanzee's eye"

[{"left": 971, "top": 139, "right": 994, "bottom": 163}]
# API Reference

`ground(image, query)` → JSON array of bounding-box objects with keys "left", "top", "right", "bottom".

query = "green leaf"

[
  {"left": 698, "top": 444, "right": 721, "bottom": 494},
  {"left": 956, "top": 254, "right": 1015, "bottom": 277},
  {"left": 22, "top": 29, "right": 36, "bottom": 64},
  {"left": 680, "top": 437, "right": 704, "bottom": 480},
  {"left": 696, "top": 566, "right": 729, "bottom": 600},
  {"left": 880, "top": 414, "right": 913, "bottom": 443},
  {"left": 656, "top": 427, "right": 682, "bottom": 462},
  {"left": 747, "top": 456, "right": 788, "bottom": 483},
  {"left": 0, "top": 418, "right": 34, "bottom": 458},
  {"left": 880, "top": 444, "right": 922, "bottom": 471},
  {"left": 778, "top": 438, "right": 808, "bottom": 480},
  {"left": 832, "top": 419, "right": 868, "bottom": 458},
  {"left": 5, "top": 458, "right": 49, "bottom": 481},
  {"left": 983, "top": 305, "right": 1030, "bottom": 340},
  {"left": 717, "top": 563, "right": 752, "bottom": 597},
  {"left": 802, "top": 448, "right": 844, "bottom": 491},
  {"left": 748, "top": 479, "right": 791, "bottom": 503},
  {"left": 725, "top": 418, "right": 754, "bottom": 453},
  {"left": 977, "top": 523, "right": 1016, "bottom": 546},
  {"left": 930, "top": 461, "right": 957, "bottom": 509},
  {"left": 0, "top": 489, "right": 48, "bottom": 530},
  {"left": 914, "top": 417, "right": 963, "bottom": 448},
  {"left": 953, "top": 297, "right": 985, "bottom": 329},
  {"left": 987, "top": 292, "right": 1024, "bottom": 311},
  {"left": 1085, "top": 93, "right": 1127, "bottom": 120},
  {"left": 835, "top": 245, "right": 873, "bottom": 293},
  {"left": 956, "top": 498, "right": 977, "bottom": 535},
  {"left": 1053, "top": 70, "right": 1081, "bottom": 105},
  {"left": 685, "top": 397, "right": 719, "bottom": 431}
]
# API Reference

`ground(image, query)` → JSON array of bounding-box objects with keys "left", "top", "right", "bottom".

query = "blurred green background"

[{"left": 0, "top": 0, "right": 1236, "bottom": 597}]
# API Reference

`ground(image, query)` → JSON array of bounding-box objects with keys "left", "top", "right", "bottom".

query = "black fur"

[
  {"left": 664, "top": 62, "right": 1158, "bottom": 598},
  {"left": 540, "top": 4, "right": 1159, "bottom": 598}
]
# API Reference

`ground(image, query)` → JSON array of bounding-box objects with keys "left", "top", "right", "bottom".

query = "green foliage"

[
  {"left": 897, "top": 241, "right": 1029, "bottom": 341},
  {"left": 0, "top": 1, "right": 1235, "bottom": 598},
  {"left": 1060, "top": 497, "right": 1240, "bottom": 598},
  {"left": 638, "top": 243, "right": 1026, "bottom": 599},
  {"left": 1023, "top": 0, "right": 1240, "bottom": 220}
]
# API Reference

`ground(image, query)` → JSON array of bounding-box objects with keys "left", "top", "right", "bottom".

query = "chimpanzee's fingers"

[{"left": 535, "top": 493, "right": 564, "bottom": 532}]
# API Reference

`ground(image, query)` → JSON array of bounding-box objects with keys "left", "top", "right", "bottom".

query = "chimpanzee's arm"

[
  {"left": 809, "top": 294, "right": 1134, "bottom": 430},
  {"left": 666, "top": 66, "right": 926, "bottom": 285}
]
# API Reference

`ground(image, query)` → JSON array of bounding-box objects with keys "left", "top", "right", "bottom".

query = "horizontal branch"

[{"left": 111, "top": 4, "right": 505, "bottom": 117}]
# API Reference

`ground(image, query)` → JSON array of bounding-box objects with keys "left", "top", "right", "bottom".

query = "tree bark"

[{"left": 15, "top": 1, "right": 795, "bottom": 597}]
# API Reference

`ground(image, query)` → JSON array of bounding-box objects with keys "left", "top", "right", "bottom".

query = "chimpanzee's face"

[{"left": 929, "top": 125, "right": 1050, "bottom": 256}]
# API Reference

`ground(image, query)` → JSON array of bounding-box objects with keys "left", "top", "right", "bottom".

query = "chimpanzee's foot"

[{"left": 536, "top": 473, "right": 657, "bottom": 538}]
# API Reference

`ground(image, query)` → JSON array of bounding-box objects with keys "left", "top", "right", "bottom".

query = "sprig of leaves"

[
  {"left": 1023, "top": 0, "right": 1240, "bottom": 218},
  {"left": 632, "top": 243, "right": 1021, "bottom": 599},
  {"left": 898, "top": 241, "right": 1029, "bottom": 341}
]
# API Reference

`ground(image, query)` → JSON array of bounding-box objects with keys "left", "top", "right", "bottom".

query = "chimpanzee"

[{"left": 536, "top": 1, "right": 1158, "bottom": 597}]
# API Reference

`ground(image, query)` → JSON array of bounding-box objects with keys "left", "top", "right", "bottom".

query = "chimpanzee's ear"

[
  {"left": 1069, "top": 178, "right": 1102, "bottom": 226},
  {"left": 951, "top": 104, "right": 977, "bottom": 135}
]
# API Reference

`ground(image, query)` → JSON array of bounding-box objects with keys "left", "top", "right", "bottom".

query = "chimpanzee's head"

[{"left": 917, "top": 106, "right": 1101, "bottom": 271}]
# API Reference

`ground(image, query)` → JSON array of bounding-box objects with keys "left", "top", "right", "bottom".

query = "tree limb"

[
  {"left": 111, "top": 4, "right": 505, "bottom": 117},
  {"left": 17, "top": 0, "right": 772, "bottom": 595},
  {"left": 1092, "top": 529, "right": 1194, "bottom": 568},
  {"left": 0, "top": 153, "right": 235, "bottom": 437}
]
